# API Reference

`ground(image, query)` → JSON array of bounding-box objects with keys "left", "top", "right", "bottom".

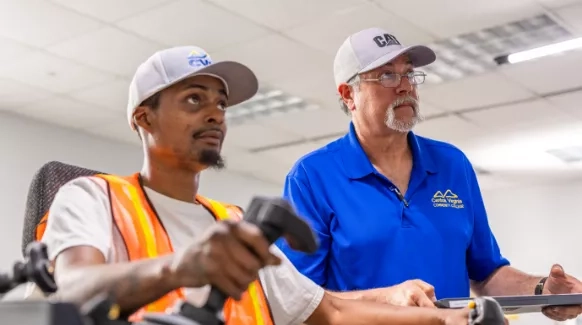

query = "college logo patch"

[
  {"left": 431, "top": 190, "right": 464, "bottom": 209},
  {"left": 187, "top": 50, "right": 212, "bottom": 68}
]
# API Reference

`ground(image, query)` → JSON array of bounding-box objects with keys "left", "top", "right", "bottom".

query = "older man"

[{"left": 276, "top": 27, "right": 582, "bottom": 322}]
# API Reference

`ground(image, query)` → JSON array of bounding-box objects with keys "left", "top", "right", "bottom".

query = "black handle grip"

[{"left": 193, "top": 197, "right": 319, "bottom": 324}]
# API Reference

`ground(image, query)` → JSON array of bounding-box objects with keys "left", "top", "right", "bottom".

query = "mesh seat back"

[{"left": 22, "top": 161, "right": 104, "bottom": 255}]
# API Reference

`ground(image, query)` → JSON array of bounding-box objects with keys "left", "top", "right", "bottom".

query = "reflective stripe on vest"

[{"left": 97, "top": 173, "right": 274, "bottom": 325}]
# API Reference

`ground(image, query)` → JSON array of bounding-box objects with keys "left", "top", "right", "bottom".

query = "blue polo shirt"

[{"left": 275, "top": 122, "right": 509, "bottom": 299}]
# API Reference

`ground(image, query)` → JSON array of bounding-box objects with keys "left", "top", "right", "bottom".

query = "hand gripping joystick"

[
  {"left": 142, "top": 197, "right": 319, "bottom": 325},
  {"left": 468, "top": 297, "right": 506, "bottom": 325}
]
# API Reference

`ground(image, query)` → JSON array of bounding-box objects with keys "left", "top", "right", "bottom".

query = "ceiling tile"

[
  {"left": 373, "top": 0, "right": 543, "bottom": 39},
  {"left": 420, "top": 101, "right": 447, "bottom": 118},
  {"left": 68, "top": 78, "right": 131, "bottom": 114},
  {"left": 47, "top": 27, "right": 165, "bottom": 78},
  {"left": 461, "top": 98, "right": 573, "bottom": 129},
  {"left": 0, "top": 51, "right": 116, "bottom": 94},
  {"left": 274, "top": 70, "right": 338, "bottom": 110},
  {"left": 254, "top": 108, "right": 350, "bottom": 139},
  {"left": 260, "top": 140, "right": 331, "bottom": 166},
  {"left": 115, "top": 0, "right": 269, "bottom": 51},
  {"left": 206, "top": 0, "right": 365, "bottom": 31},
  {"left": 84, "top": 115, "right": 141, "bottom": 146},
  {"left": 50, "top": 0, "right": 171, "bottom": 23},
  {"left": 553, "top": 2, "right": 582, "bottom": 32},
  {"left": 225, "top": 122, "right": 302, "bottom": 149},
  {"left": 0, "top": 0, "right": 102, "bottom": 47},
  {"left": 546, "top": 90, "right": 582, "bottom": 119},
  {"left": 14, "top": 96, "right": 118, "bottom": 130},
  {"left": 419, "top": 72, "right": 535, "bottom": 112},
  {"left": 0, "top": 38, "right": 36, "bottom": 67},
  {"left": 539, "top": 0, "right": 582, "bottom": 9},
  {"left": 500, "top": 49, "right": 582, "bottom": 94},
  {"left": 0, "top": 79, "right": 55, "bottom": 110},
  {"left": 284, "top": 2, "right": 434, "bottom": 56},
  {"left": 413, "top": 115, "right": 485, "bottom": 145},
  {"left": 212, "top": 33, "right": 332, "bottom": 85}
]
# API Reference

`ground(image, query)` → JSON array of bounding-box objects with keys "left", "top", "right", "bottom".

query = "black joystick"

[
  {"left": 142, "top": 197, "right": 319, "bottom": 325},
  {"left": 0, "top": 241, "right": 57, "bottom": 295}
]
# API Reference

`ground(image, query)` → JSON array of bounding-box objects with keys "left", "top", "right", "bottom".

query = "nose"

[
  {"left": 395, "top": 75, "right": 414, "bottom": 95},
  {"left": 205, "top": 106, "right": 226, "bottom": 125}
]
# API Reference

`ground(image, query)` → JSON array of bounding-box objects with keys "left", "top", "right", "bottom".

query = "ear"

[
  {"left": 132, "top": 106, "right": 154, "bottom": 134},
  {"left": 338, "top": 83, "right": 356, "bottom": 112}
]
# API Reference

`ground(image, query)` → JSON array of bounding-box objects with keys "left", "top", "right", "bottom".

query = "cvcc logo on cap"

[{"left": 187, "top": 50, "right": 212, "bottom": 68}]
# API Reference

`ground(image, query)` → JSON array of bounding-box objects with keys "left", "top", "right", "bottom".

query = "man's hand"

[
  {"left": 170, "top": 219, "right": 281, "bottom": 300},
  {"left": 375, "top": 279, "right": 437, "bottom": 307},
  {"left": 440, "top": 308, "right": 471, "bottom": 325},
  {"left": 541, "top": 264, "right": 582, "bottom": 321}
]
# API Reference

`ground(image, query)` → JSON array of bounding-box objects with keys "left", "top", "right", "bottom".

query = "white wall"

[
  {"left": 0, "top": 112, "right": 281, "bottom": 268},
  {"left": 482, "top": 183, "right": 582, "bottom": 325}
]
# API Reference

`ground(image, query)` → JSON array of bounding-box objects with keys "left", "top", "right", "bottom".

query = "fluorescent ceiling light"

[
  {"left": 506, "top": 36, "right": 582, "bottom": 64},
  {"left": 424, "top": 14, "right": 573, "bottom": 83},
  {"left": 226, "top": 86, "right": 320, "bottom": 125}
]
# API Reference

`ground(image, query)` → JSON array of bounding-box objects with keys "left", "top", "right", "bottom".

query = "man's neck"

[
  {"left": 139, "top": 161, "right": 201, "bottom": 203},
  {"left": 357, "top": 128, "right": 412, "bottom": 167}
]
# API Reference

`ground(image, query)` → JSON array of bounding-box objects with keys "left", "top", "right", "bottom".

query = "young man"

[
  {"left": 38, "top": 45, "right": 472, "bottom": 325},
  {"left": 276, "top": 27, "right": 582, "bottom": 322}
]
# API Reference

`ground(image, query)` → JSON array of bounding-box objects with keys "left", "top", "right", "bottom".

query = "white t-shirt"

[{"left": 41, "top": 176, "right": 324, "bottom": 325}]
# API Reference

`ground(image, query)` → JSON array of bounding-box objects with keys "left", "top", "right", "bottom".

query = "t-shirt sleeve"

[
  {"left": 40, "top": 177, "right": 113, "bottom": 262},
  {"left": 463, "top": 157, "right": 510, "bottom": 281},
  {"left": 259, "top": 245, "right": 324, "bottom": 325}
]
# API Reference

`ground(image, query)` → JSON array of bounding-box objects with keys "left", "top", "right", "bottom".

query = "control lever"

[
  {"left": 142, "top": 196, "right": 318, "bottom": 325},
  {"left": 201, "top": 197, "right": 318, "bottom": 317},
  {"left": 469, "top": 297, "right": 506, "bottom": 325},
  {"left": 0, "top": 241, "right": 57, "bottom": 295}
]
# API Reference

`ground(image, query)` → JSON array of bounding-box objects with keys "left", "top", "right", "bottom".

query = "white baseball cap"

[
  {"left": 333, "top": 27, "right": 436, "bottom": 87},
  {"left": 127, "top": 45, "right": 258, "bottom": 130}
]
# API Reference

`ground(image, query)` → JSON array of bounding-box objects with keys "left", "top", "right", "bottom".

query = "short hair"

[
  {"left": 134, "top": 92, "right": 162, "bottom": 139},
  {"left": 140, "top": 91, "right": 161, "bottom": 110}
]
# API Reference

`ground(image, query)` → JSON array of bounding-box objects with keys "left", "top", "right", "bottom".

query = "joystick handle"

[
  {"left": 180, "top": 197, "right": 318, "bottom": 325},
  {"left": 469, "top": 297, "right": 506, "bottom": 325}
]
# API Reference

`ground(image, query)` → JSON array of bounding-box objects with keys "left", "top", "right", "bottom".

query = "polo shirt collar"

[{"left": 340, "top": 122, "right": 437, "bottom": 179}]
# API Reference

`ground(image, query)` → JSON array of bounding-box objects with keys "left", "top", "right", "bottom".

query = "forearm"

[
  {"left": 472, "top": 266, "right": 542, "bottom": 296},
  {"left": 54, "top": 255, "right": 178, "bottom": 314},
  {"left": 326, "top": 289, "right": 378, "bottom": 301},
  {"left": 328, "top": 297, "right": 445, "bottom": 325},
  {"left": 310, "top": 293, "right": 447, "bottom": 325}
]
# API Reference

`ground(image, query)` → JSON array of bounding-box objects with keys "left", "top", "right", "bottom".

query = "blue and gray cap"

[{"left": 127, "top": 46, "right": 258, "bottom": 130}]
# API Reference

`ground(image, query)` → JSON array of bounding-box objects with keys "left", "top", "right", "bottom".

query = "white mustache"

[{"left": 389, "top": 96, "right": 419, "bottom": 110}]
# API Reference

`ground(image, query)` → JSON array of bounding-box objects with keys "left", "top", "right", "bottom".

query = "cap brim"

[
  {"left": 360, "top": 45, "right": 436, "bottom": 74},
  {"left": 193, "top": 61, "right": 258, "bottom": 106}
]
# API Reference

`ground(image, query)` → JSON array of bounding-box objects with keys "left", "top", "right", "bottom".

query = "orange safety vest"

[{"left": 36, "top": 173, "right": 274, "bottom": 325}]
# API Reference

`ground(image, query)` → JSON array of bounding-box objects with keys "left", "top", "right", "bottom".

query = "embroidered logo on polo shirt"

[{"left": 432, "top": 190, "right": 464, "bottom": 209}]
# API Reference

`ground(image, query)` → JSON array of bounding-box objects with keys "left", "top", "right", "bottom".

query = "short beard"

[
  {"left": 385, "top": 95, "right": 424, "bottom": 133},
  {"left": 198, "top": 149, "right": 225, "bottom": 170}
]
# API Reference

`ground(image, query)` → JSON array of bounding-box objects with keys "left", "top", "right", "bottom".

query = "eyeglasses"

[{"left": 359, "top": 71, "right": 426, "bottom": 88}]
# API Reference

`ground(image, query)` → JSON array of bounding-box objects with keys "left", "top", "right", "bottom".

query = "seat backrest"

[{"left": 22, "top": 161, "right": 104, "bottom": 255}]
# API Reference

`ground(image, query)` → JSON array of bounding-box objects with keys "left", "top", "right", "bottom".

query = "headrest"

[{"left": 22, "top": 161, "right": 104, "bottom": 255}]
